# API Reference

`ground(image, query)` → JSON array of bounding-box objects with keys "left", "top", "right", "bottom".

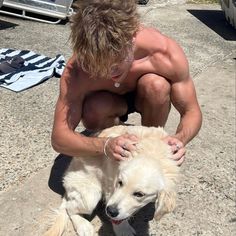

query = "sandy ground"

[{"left": 0, "top": 1, "right": 235, "bottom": 236}]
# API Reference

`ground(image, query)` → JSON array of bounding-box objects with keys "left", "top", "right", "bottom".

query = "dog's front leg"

[
  {"left": 112, "top": 220, "right": 136, "bottom": 236},
  {"left": 65, "top": 186, "right": 102, "bottom": 236},
  {"left": 66, "top": 198, "right": 95, "bottom": 236},
  {"left": 69, "top": 214, "right": 95, "bottom": 236}
]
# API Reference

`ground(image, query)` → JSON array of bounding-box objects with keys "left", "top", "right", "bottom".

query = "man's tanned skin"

[{"left": 51, "top": 2, "right": 202, "bottom": 166}]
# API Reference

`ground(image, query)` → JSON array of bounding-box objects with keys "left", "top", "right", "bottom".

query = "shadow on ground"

[
  {"left": 0, "top": 19, "right": 18, "bottom": 30},
  {"left": 188, "top": 9, "right": 236, "bottom": 41}
]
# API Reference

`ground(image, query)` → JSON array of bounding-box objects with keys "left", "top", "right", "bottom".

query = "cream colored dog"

[{"left": 44, "top": 125, "right": 179, "bottom": 236}]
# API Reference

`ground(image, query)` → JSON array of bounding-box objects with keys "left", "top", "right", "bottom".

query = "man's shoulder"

[
  {"left": 136, "top": 26, "right": 165, "bottom": 41},
  {"left": 60, "top": 59, "right": 93, "bottom": 97},
  {"left": 135, "top": 26, "right": 170, "bottom": 55},
  {"left": 136, "top": 27, "right": 186, "bottom": 62},
  {"left": 135, "top": 27, "right": 189, "bottom": 82}
]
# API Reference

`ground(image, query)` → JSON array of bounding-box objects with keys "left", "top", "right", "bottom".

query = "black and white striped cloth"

[{"left": 0, "top": 48, "right": 65, "bottom": 92}]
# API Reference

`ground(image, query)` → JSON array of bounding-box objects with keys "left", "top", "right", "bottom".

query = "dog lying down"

[{"left": 44, "top": 125, "right": 179, "bottom": 236}]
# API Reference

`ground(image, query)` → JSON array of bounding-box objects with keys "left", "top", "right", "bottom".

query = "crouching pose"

[{"left": 51, "top": 0, "right": 202, "bottom": 166}]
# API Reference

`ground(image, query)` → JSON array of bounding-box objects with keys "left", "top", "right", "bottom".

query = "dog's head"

[{"left": 105, "top": 155, "right": 178, "bottom": 224}]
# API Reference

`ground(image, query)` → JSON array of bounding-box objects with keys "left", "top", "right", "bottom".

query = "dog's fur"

[{"left": 44, "top": 125, "right": 179, "bottom": 236}]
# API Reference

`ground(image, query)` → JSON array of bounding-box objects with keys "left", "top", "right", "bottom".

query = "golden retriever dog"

[{"left": 44, "top": 125, "right": 179, "bottom": 236}]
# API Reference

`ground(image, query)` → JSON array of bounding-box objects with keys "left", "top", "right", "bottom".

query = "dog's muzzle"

[
  {"left": 106, "top": 205, "right": 127, "bottom": 225},
  {"left": 106, "top": 205, "right": 119, "bottom": 218}
]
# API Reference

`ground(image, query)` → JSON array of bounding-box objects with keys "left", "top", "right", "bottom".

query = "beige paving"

[{"left": 0, "top": 1, "right": 235, "bottom": 236}]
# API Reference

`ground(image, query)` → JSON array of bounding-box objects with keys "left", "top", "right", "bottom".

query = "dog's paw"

[
  {"left": 113, "top": 220, "right": 136, "bottom": 236},
  {"left": 74, "top": 220, "right": 95, "bottom": 236}
]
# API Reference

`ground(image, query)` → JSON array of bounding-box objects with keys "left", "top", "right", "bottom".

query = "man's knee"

[{"left": 136, "top": 73, "right": 171, "bottom": 105}]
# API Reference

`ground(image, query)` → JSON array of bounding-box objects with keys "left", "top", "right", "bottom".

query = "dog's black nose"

[{"left": 106, "top": 205, "right": 119, "bottom": 218}]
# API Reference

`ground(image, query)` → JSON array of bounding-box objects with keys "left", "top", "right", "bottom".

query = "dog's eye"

[
  {"left": 133, "top": 191, "right": 145, "bottom": 198},
  {"left": 117, "top": 180, "right": 123, "bottom": 187}
]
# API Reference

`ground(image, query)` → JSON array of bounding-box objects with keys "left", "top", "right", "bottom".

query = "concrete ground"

[{"left": 0, "top": 1, "right": 235, "bottom": 236}]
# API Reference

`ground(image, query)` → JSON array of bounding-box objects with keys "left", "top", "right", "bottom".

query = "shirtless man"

[{"left": 51, "top": 0, "right": 202, "bottom": 166}]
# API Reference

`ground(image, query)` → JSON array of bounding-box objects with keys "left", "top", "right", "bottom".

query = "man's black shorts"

[{"left": 120, "top": 92, "right": 137, "bottom": 122}]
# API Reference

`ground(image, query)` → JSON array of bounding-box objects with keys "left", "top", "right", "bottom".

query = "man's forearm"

[
  {"left": 174, "top": 110, "right": 202, "bottom": 145},
  {"left": 51, "top": 130, "right": 107, "bottom": 157}
]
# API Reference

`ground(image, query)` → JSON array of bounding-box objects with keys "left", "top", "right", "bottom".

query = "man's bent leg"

[
  {"left": 135, "top": 73, "right": 171, "bottom": 127},
  {"left": 82, "top": 91, "right": 128, "bottom": 130}
]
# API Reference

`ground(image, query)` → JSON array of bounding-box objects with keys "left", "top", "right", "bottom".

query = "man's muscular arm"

[
  {"left": 166, "top": 77, "right": 202, "bottom": 166},
  {"left": 171, "top": 78, "right": 202, "bottom": 145},
  {"left": 51, "top": 56, "right": 107, "bottom": 157},
  {"left": 51, "top": 56, "right": 137, "bottom": 160},
  {"left": 160, "top": 37, "right": 202, "bottom": 165},
  {"left": 167, "top": 39, "right": 202, "bottom": 145}
]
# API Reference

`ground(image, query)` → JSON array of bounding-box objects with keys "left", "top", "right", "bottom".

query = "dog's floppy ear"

[{"left": 154, "top": 189, "right": 176, "bottom": 220}]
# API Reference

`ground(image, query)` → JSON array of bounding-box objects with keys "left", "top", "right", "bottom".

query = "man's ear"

[{"left": 154, "top": 190, "right": 176, "bottom": 220}]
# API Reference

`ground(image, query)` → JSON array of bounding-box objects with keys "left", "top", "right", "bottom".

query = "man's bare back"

[
  {"left": 64, "top": 27, "right": 186, "bottom": 96},
  {"left": 51, "top": 1, "right": 202, "bottom": 165}
]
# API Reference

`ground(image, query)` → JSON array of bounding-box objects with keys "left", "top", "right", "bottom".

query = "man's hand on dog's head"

[
  {"left": 162, "top": 136, "right": 186, "bottom": 166},
  {"left": 104, "top": 134, "right": 138, "bottom": 161}
]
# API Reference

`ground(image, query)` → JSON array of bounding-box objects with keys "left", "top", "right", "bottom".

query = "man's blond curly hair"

[{"left": 70, "top": 0, "right": 139, "bottom": 79}]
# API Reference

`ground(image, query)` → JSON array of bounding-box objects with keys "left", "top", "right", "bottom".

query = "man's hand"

[
  {"left": 163, "top": 136, "right": 186, "bottom": 166},
  {"left": 104, "top": 134, "right": 138, "bottom": 161}
]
